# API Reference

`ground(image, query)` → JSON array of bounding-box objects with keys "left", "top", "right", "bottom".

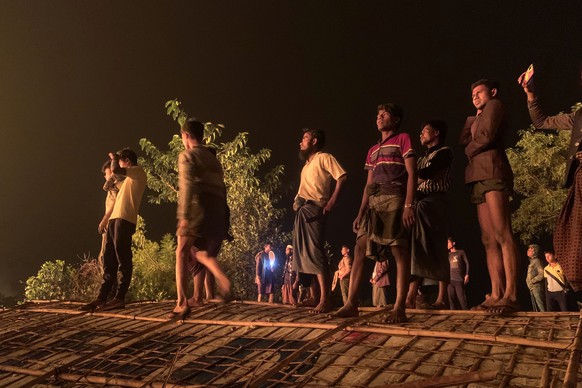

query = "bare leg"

[
  {"left": 432, "top": 281, "right": 449, "bottom": 308},
  {"left": 257, "top": 293, "right": 262, "bottom": 302},
  {"left": 204, "top": 272, "right": 215, "bottom": 299},
  {"left": 333, "top": 236, "right": 366, "bottom": 317},
  {"left": 296, "top": 275, "right": 318, "bottom": 307},
  {"left": 268, "top": 293, "right": 274, "bottom": 304},
  {"left": 173, "top": 236, "right": 193, "bottom": 314},
  {"left": 474, "top": 201, "right": 504, "bottom": 308},
  {"left": 188, "top": 266, "right": 205, "bottom": 307},
  {"left": 312, "top": 272, "right": 332, "bottom": 313},
  {"left": 193, "top": 244, "right": 231, "bottom": 299},
  {"left": 482, "top": 190, "right": 520, "bottom": 313},
  {"left": 385, "top": 245, "right": 410, "bottom": 323},
  {"left": 406, "top": 278, "right": 421, "bottom": 308}
]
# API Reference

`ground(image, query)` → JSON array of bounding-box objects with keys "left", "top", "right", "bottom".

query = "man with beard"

[
  {"left": 335, "top": 103, "right": 416, "bottom": 323},
  {"left": 460, "top": 80, "right": 520, "bottom": 315},
  {"left": 293, "top": 128, "right": 347, "bottom": 313},
  {"left": 406, "top": 120, "right": 453, "bottom": 310}
]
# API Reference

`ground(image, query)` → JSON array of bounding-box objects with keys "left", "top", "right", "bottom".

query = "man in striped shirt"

[
  {"left": 334, "top": 103, "right": 416, "bottom": 323},
  {"left": 407, "top": 120, "right": 453, "bottom": 309}
]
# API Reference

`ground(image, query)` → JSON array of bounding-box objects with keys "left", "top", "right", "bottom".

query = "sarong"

[
  {"left": 554, "top": 167, "right": 582, "bottom": 292},
  {"left": 357, "top": 194, "right": 407, "bottom": 262},
  {"left": 410, "top": 193, "right": 450, "bottom": 282},
  {"left": 292, "top": 201, "right": 328, "bottom": 274}
]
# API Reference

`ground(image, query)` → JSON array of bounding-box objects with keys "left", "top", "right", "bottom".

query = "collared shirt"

[
  {"left": 544, "top": 263, "right": 567, "bottom": 292},
  {"left": 365, "top": 132, "right": 415, "bottom": 196},
  {"left": 296, "top": 152, "right": 346, "bottom": 207},
  {"left": 417, "top": 144, "right": 453, "bottom": 194}
]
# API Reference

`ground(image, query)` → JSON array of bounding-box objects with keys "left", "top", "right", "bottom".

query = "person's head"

[
  {"left": 544, "top": 249, "right": 556, "bottom": 264},
  {"left": 102, "top": 160, "right": 112, "bottom": 181},
  {"left": 181, "top": 118, "right": 205, "bottom": 148},
  {"left": 285, "top": 245, "right": 293, "bottom": 256},
  {"left": 376, "top": 103, "right": 403, "bottom": 131},
  {"left": 471, "top": 79, "right": 500, "bottom": 110},
  {"left": 299, "top": 128, "right": 326, "bottom": 160},
  {"left": 447, "top": 237, "right": 456, "bottom": 250},
  {"left": 341, "top": 244, "right": 350, "bottom": 256},
  {"left": 263, "top": 243, "right": 272, "bottom": 252},
  {"left": 116, "top": 148, "right": 138, "bottom": 168},
  {"left": 420, "top": 120, "right": 447, "bottom": 147},
  {"left": 527, "top": 244, "right": 540, "bottom": 259}
]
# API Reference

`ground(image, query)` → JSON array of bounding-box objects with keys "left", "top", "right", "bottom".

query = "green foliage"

[
  {"left": 139, "top": 99, "right": 287, "bottom": 299},
  {"left": 507, "top": 103, "right": 581, "bottom": 243},
  {"left": 24, "top": 260, "right": 76, "bottom": 300}
]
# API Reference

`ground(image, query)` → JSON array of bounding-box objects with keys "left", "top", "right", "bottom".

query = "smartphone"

[{"left": 523, "top": 64, "right": 534, "bottom": 85}]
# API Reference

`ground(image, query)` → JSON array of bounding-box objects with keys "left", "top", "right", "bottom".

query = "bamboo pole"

[
  {"left": 563, "top": 311, "right": 582, "bottom": 388},
  {"left": 0, "top": 364, "right": 201, "bottom": 387},
  {"left": 375, "top": 370, "right": 498, "bottom": 388}
]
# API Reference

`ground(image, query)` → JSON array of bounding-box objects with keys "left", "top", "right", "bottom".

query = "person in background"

[
  {"left": 335, "top": 245, "right": 352, "bottom": 305},
  {"left": 281, "top": 245, "right": 298, "bottom": 305},
  {"left": 526, "top": 244, "right": 546, "bottom": 312},
  {"left": 371, "top": 260, "right": 390, "bottom": 307},
  {"left": 447, "top": 237, "right": 470, "bottom": 310},
  {"left": 256, "top": 243, "right": 276, "bottom": 303},
  {"left": 544, "top": 250, "right": 570, "bottom": 312}
]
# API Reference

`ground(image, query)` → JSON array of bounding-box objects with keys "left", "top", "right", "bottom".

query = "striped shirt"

[
  {"left": 417, "top": 144, "right": 453, "bottom": 195},
  {"left": 365, "top": 132, "right": 415, "bottom": 196}
]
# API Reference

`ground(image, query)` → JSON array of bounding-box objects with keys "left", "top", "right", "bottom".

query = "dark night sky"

[{"left": 1, "top": 2, "right": 581, "bottom": 305}]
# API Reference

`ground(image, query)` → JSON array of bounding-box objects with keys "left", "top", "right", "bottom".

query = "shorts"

[{"left": 470, "top": 179, "right": 512, "bottom": 204}]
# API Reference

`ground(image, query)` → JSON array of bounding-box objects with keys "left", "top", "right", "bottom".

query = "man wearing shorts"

[{"left": 460, "top": 79, "right": 519, "bottom": 314}]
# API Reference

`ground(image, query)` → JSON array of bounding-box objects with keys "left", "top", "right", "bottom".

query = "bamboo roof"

[{"left": 0, "top": 300, "right": 580, "bottom": 387}]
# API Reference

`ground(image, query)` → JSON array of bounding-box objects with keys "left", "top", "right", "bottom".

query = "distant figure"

[
  {"left": 526, "top": 244, "right": 546, "bottom": 312},
  {"left": 281, "top": 245, "right": 298, "bottom": 305},
  {"left": 256, "top": 243, "right": 276, "bottom": 303},
  {"left": 407, "top": 120, "right": 453, "bottom": 310},
  {"left": 292, "top": 128, "right": 347, "bottom": 313},
  {"left": 97, "top": 160, "right": 124, "bottom": 269},
  {"left": 334, "top": 245, "right": 352, "bottom": 304},
  {"left": 518, "top": 64, "right": 582, "bottom": 293},
  {"left": 170, "top": 119, "right": 232, "bottom": 319},
  {"left": 334, "top": 103, "right": 416, "bottom": 323},
  {"left": 81, "top": 148, "right": 147, "bottom": 312},
  {"left": 460, "top": 79, "right": 520, "bottom": 315},
  {"left": 447, "top": 237, "right": 470, "bottom": 310},
  {"left": 543, "top": 250, "right": 570, "bottom": 312},
  {"left": 371, "top": 260, "right": 390, "bottom": 307}
]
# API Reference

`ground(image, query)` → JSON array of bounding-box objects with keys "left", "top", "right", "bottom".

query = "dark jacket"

[{"left": 460, "top": 99, "right": 514, "bottom": 185}]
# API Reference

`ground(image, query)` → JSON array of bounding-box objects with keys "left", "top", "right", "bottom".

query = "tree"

[
  {"left": 507, "top": 103, "right": 581, "bottom": 243},
  {"left": 138, "top": 100, "right": 288, "bottom": 300}
]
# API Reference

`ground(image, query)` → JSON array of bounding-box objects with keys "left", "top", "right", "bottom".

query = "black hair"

[
  {"left": 422, "top": 120, "right": 448, "bottom": 142},
  {"left": 181, "top": 118, "right": 205, "bottom": 142},
  {"left": 302, "top": 128, "right": 326, "bottom": 150},
  {"left": 470, "top": 79, "right": 501, "bottom": 94},
  {"left": 117, "top": 148, "right": 138, "bottom": 165}
]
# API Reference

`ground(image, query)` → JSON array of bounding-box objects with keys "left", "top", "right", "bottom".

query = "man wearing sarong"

[
  {"left": 406, "top": 120, "right": 453, "bottom": 310},
  {"left": 334, "top": 103, "right": 416, "bottom": 323},
  {"left": 518, "top": 65, "right": 582, "bottom": 294},
  {"left": 460, "top": 80, "right": 520, "bottom": 315},
  {"left": 292, "top": 128, "right": 347, "bottom": 313}
]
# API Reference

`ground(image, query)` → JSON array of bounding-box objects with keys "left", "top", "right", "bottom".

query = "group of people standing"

[{"left": 81, "top": 65, "right": 582, "bottom": 321}]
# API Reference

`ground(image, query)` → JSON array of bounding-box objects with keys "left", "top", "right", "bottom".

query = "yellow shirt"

[
  {"left": 110, "top": 166, "right": 147, "bottom": 224},
  {"left": 544, "top": 263, "right": 567, "bottom": 292},
  {"left": 296, "top": 152, "right": 346, "bottom": 207}
]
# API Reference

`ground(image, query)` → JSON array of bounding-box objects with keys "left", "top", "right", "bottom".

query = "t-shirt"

[
  {"left": 449, "top": 249, "right": 469, "bottom": 281},
  {"left": 365, "top": 132, "right": 415, "bottom": 196},
  {"left": 110, "top": 165, "right": 147, "bottom": 225},
  {"left": 296, "top": 152, "right": 346, "bottom": 207},
  {"left": 544, "top": 263, "right": 567, "bottom": 292}
]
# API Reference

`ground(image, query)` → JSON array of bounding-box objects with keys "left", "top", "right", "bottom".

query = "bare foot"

[
  {"left": 384, "top": 307, "right": 407, "bottom": 324},
  {"left": 295, "top": 298, "right": 318, "bottom": 308},
  {"left": 187, "top": 297, "right": 204, "bottom": 307},
  {"left": 471, "top": 298, "right": 498, "bottom": 311},
  {"left": 331, "top": 303, "right": 359, "bottom": 318},
  {"left": 310, "top": 301, "right": 332, "bottom": 314},
  {"left": 487, "top": 298, "right": 520, "bottom": 316}
]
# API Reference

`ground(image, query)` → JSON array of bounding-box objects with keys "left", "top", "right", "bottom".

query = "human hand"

[
  {"left": 464, "top": 275, "right": 469, "bottom": 285},
  {"left": 98, "top": 219, "right": 108, "bottom": 234},
  {"left": 352, "top": 215, "right": 362, "bottom": 234},
  {"left": 402, "top": 207, "right": 415, "bottom": 229},
  {"left": 323, "top": 198, "right": 336, "bottom": 214}
]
